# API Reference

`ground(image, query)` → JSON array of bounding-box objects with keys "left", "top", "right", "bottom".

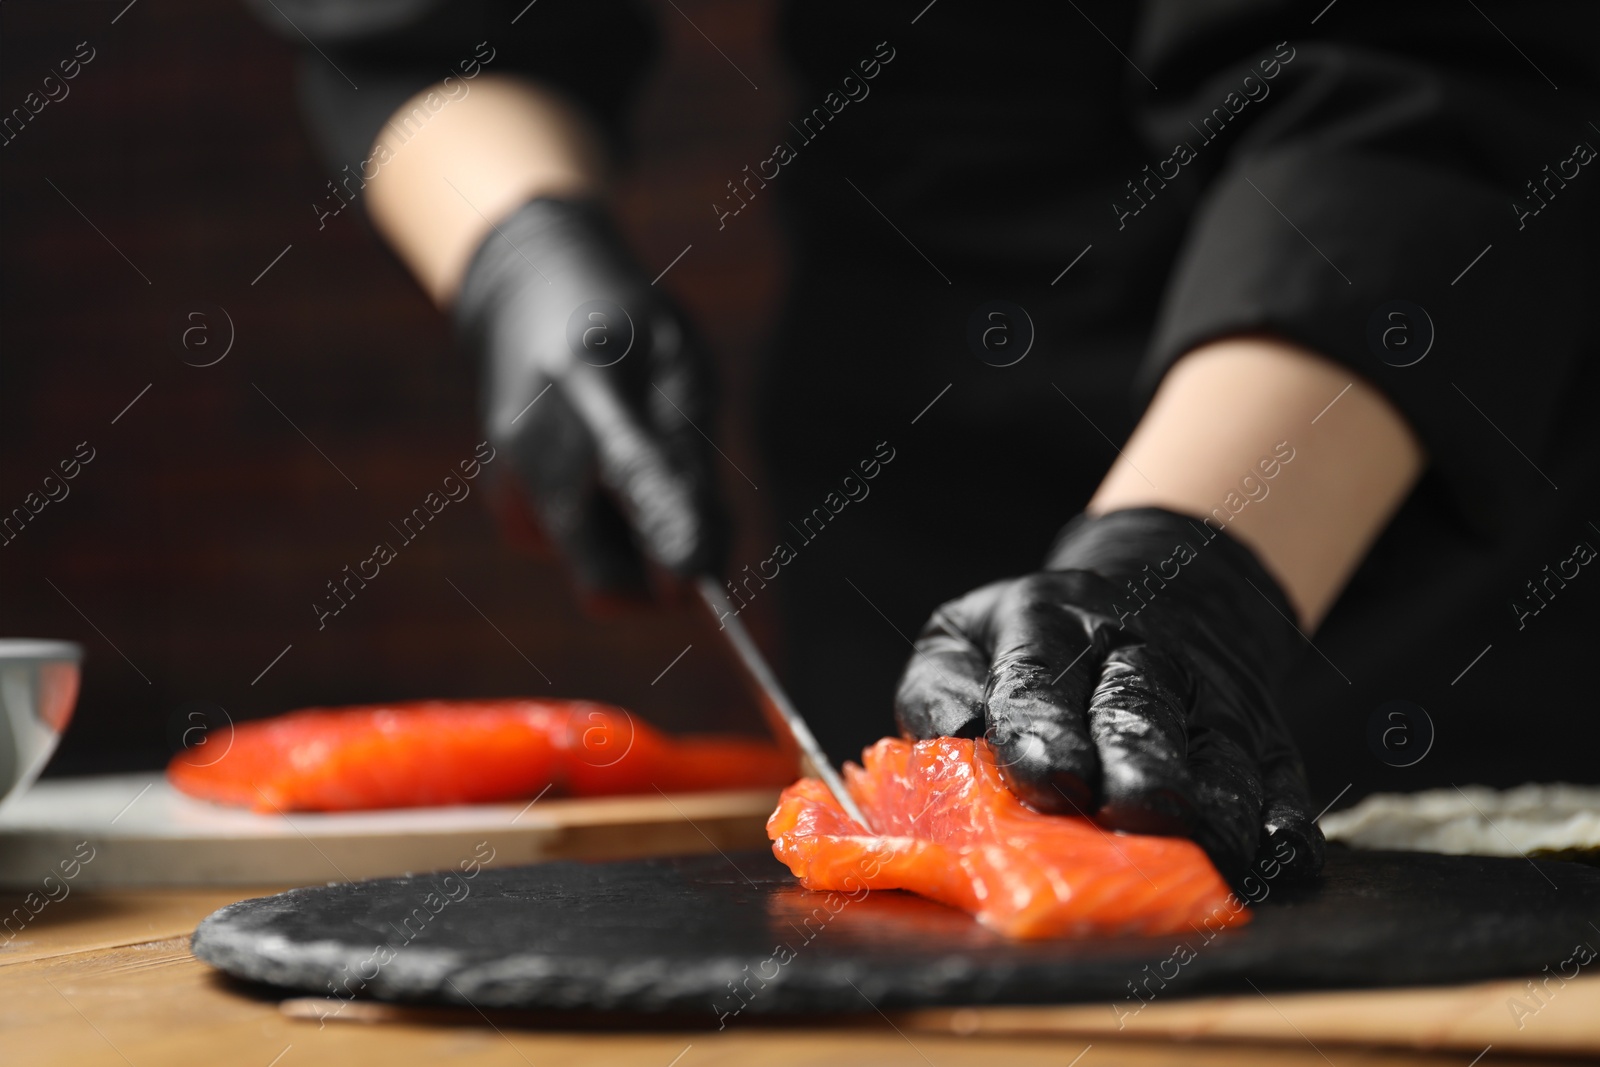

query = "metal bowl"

[{"left": 0, "top": 639, "right": 83, "bottom": 808}]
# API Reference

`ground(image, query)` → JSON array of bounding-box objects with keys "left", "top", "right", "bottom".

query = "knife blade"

[{"left": 696, "top": 576, "right": 874, "bottom": 832}]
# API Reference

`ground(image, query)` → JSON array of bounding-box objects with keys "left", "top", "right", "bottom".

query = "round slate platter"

[{"left": 192, "top": 847, "right": 1600, "bottom": 1016}]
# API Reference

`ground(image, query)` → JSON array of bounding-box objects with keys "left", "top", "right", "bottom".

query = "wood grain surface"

[
  {"left": 900, "top": 978, "right": 1600, "bottom": 1057},
  {"left": 4, "top": 883, "right": 1596, "bottom": 1066}
]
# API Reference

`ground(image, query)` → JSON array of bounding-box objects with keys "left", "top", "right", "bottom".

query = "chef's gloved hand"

[
  {"left": 455, "top": 197, "right": 728, "bottom": 604},
  {"left": 894, "top": 506, "right": 1324, "bottom": 891}
]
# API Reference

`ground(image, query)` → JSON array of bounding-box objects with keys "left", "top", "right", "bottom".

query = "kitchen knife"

[{"left": 696, "top": 576, "right": 874, "bottom": 832}]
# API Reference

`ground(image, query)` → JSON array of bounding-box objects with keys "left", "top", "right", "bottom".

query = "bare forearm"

[
  {"left": 1090, "top": 336, "right": 1424, "bottom": 629},
  {"left": 364, "top": 75, "right": 609, "bottom": 306}
]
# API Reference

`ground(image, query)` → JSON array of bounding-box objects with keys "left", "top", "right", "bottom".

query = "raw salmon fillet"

[
  {"left": 767, "top": 737, "right": 1248, "bottom": 939},
  {"left": 168, "top": 699, "right": 796, "bottom": 812}
]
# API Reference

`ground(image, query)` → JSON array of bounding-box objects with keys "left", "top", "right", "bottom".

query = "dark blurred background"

[{"left": 1, "top": 0, "right": 796, "bottom": 773}]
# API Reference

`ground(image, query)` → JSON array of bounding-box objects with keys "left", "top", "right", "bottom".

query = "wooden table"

[{"left": 4, "top": 885, "right": 1596, "bottom": 1066}]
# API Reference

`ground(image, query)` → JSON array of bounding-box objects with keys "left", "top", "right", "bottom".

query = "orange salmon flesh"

[
  {"left": 167, "top": 699, "right": 796, "bottom": 812},
  {"left": 767, "top": 737, "right": 1249, "bottom": 939}
]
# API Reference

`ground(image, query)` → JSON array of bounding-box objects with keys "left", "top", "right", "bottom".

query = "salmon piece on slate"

[{"left": 767, "top": 736, "right": 1248, "bottom": 939}]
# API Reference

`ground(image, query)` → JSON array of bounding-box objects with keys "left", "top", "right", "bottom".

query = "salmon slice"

[
  {"left": 167, "top": 699, "right": 796, "bottom": 812},
  {"left": 767, "top": 737, "right": 1249, "bottom": 939}
]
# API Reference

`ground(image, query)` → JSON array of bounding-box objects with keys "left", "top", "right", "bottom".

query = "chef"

[{"left": 251, "top": 0, "right": 1600, "bottom": 888}]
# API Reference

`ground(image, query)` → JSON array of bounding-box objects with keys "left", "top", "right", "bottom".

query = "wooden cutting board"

[{"left": 0, "top": 773, "right": 778, "bottom": 888}]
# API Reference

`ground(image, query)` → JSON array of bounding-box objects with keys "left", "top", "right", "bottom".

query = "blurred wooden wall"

[{"left": 0, "top": 0, "right": 795, "bottom": 772}]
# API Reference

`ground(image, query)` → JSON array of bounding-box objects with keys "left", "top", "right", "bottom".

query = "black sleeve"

[
  {"left": 243, "top": 0, "right": 659, "bottom": 170},
  {"left": 1131, "top": 1, "right": 1600, "bottom": 542}
]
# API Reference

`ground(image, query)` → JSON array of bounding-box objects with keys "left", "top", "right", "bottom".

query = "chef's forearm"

[
  {"left": 1089, "top": 335, "right": 1423, "bottom": 629},
  {"left": 364, "top": 75, "right": 609, "bottom": 307}
]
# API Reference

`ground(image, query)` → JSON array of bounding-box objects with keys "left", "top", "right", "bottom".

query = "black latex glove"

[
  {"left": 894, "top": 506, "right": 1324, "bottom": 891},
  {"left": 455, "top": 197, "right": 728, "bottom": 602}
]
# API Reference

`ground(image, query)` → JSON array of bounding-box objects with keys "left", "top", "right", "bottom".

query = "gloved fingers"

[
  {"left": 501, "top": 388, "right": 652, "bottom": 604},
  {"left": 643, "top": 313, "right": 730, "bottom": 577},
  {"left": 460, "top": 197, "right": 725, "bottom": 589},
  {"left": 1182, "top": 725, "right": 1266, "bottom": 894},
  {"left": 1255, "top": 744, "right": 1326, "bottom": 884},
  {"left": 558, "top": 494, "right": 654, "bottom": 607},
  {"left": 561, "top": 362, "right": 716, "bottom": 578},
  {"left": 646, "top": 312, "right": 718, "bottom": 426},
  {"left": 1086, "top": 645, "right": 1198, "bottom": 837},
  {"left": 893, "top": 587, "right": 1000, "bottom": 741},
  {"left": 982, "top": 575, "right": 1101, "bottom": 814}
]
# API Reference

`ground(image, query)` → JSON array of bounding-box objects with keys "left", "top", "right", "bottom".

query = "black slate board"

[{"left": 192, "top": 847, "right": 1600, "bottom": 1017}]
